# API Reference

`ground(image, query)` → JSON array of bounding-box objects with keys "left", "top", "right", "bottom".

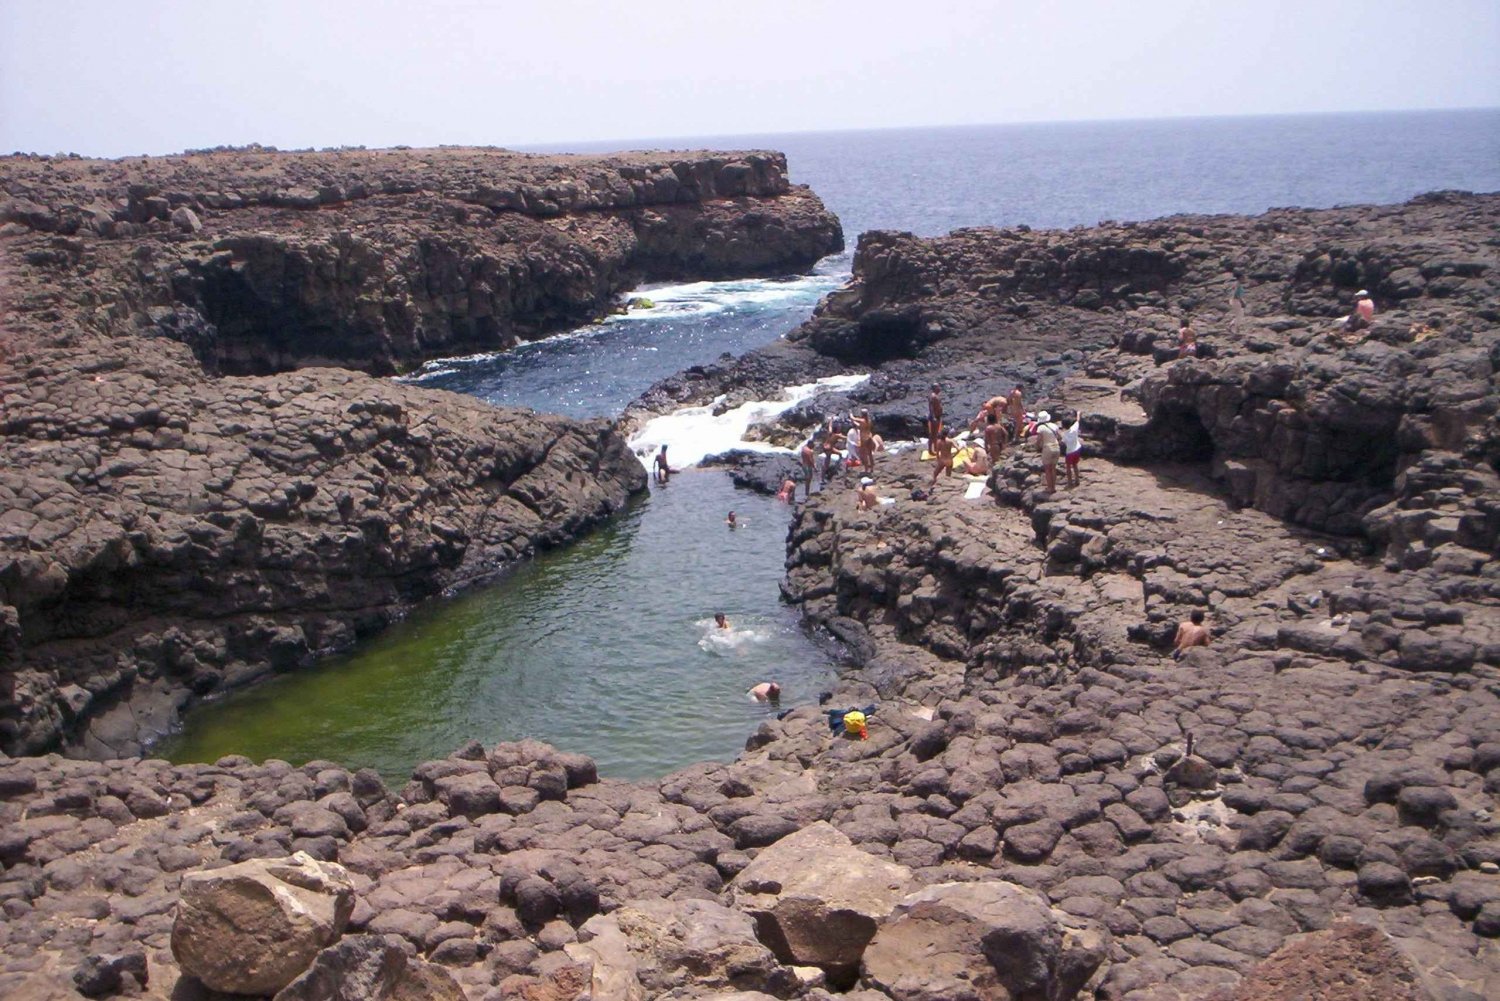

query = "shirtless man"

[
  {"left": 714, "top": 612, "right": 730, "bottom": 630},
  {"left": 856, "top": 476, "right": 879, "bottom": 510},
  {"left": 1173, "top": 609, "right": 1211, "bottom": 656},
  {"left": 799, "top": 440, "right": 816, "bottom": 498},
  {"left": 928, "top": 435, "right": 956, "bottom": 490},
  {"left": 968, "top": 394, "right": 1007, "bottom": 434},
  {"left": 821, "top": 430, "right": 846, "bottom": 480},
  {"left": 850, "top": 410, "right": 876, "bottom": 474},
  {"left": 982, "top": 411, "right": 1010, "bottom": 462},
  {"left": 927, "top": 384, "right": 944, "bottom": 452},
  {"left": 1345, "top": 290, "right": 1375, "bottom": 333},
  {"left": 725, "top": 511, "right": 737, "bottom": 529},
  {"left": 653, "top": 444, "right": 673, "bottom": 484},
  {"left": 748, "top": 681, "right": 782, "bottom": 703},
  {"left": 1177, "top": 318, "right": 1198, "bottom": 359},
  {"left": 1007, "top": 385, "right": 1025, "bottom": 441}
]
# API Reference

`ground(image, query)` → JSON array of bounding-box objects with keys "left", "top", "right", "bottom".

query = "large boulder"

[
  {"left": 1213, "top": 922, "right": 1429, "bottom": 1001},
  {"left": 171, "top": 852, "right": 356, "bottom": 995},
  {"left": 272, "top": 935, "right": 465, "bottom": 1001},
  {"left": 565, "top": 898, "right": 797, "bottom": 1001},
  {"left": 860, "top": 881, "right": 1107, "bottom": 1001},
  {"left": 725, "top": 821, "right": 914, "bottom": 982}
]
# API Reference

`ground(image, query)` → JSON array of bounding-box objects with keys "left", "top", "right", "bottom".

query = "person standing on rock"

[
  {"left": 982, "top": 411, "right": 1009, "bottom": 462},
  {"left": 654, "top": 444, "right": 673, "bottom": 484},
  {"left": 1173, "top": 609, "right": 1211, "bottom": 656},
  {"left": 851, "top": 410, "right": 877, "bottom": 474},
  {"left": 1033, "top": 410, "right": 1062, "bottom": 494},
  {"left": 1007, "top": 385, "right": 1025, "bottom": 441},
  {"left": 821, "top": 429, "right": 846, "bottom": 481},
  {"left": 799, "top": 440, "right": 817, "bottom": 498},
  {"left": 1062, "top": 415, "right": 1082, "bottom": 488},
  {"left": 927, "top": 383, "right": 944, "bottom": 452},
  {"left": 928, "top": 435, "right": 956, "bottom": 492}
]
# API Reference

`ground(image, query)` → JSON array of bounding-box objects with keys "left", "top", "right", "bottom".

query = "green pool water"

[{"left": 157, "top": 471, "right": 837, "bottom": 782}]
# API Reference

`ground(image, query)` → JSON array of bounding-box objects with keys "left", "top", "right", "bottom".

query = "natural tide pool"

[{"left": 157, "top": 470, "right": 837, "bottom": 782}]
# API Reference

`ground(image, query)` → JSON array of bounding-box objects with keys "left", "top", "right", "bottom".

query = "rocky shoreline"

[
  {"left": 0, "top": 146, "right": 842, "bottom": 757},
  {"left": 2, "top": 192, "right": 1498, "bottom": 1000}
]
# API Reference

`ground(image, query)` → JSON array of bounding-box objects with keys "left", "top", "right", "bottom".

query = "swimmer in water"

[
  {"left": 714, "top": 612, "right": 730, "bottom": 630},
  {"left": 653, "top": 444, "right": 673, "bottom": 484},
  {"left": 776, "top": 478, "right": 796, "bottom": 503},
  {"left": 725, "top": 511, "right": 737, "bottom": 528},
  {"left": 748, "top": 681, "right": 782, "bottom": 703}
]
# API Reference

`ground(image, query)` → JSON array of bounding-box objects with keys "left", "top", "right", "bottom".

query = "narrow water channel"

[{"left": 159, "top": 271, "right": 846, "bottom": 781}]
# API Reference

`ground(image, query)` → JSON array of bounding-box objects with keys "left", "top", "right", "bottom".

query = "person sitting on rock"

[
  {"left": 962, "top": 446, "right": 991, "bottom": 476},
  {"left": 1177, "top": 318, "right": 1198, "bottom": 358},
  {"left": 1173, "top": 609, "right": 1211, "bottom": 657},
  {"left": 653, "top": 444, "right": 673, "bottom": 484},
  {"left": 856, "top": 476, "right": 880, "bottom": 510},
  {"left": 748, "top": 681, "right": 781, "bottom": 703},
  {"left": 1344, "top": 289, "right": 1375, "bottom": 333}
]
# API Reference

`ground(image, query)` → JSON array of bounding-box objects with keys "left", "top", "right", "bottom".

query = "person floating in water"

[
  {"left": 714, "top": 612, "right": 730, "bottom": 630},
  {"left": 653, "top": 444, "right": 673, "bottom": 484},
  {"left": 725, "top": 511, "right": 737, "bottom": 529},
  {"left": 748, "top": 681, "right": 781, "bottom": 703}
]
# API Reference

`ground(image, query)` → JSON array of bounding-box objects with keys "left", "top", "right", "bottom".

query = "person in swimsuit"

[
  {"left": 799, "top": 441, "right": 816, "bottom": 499},
  {"left": 1062, "top": 416, "right": 1082, "bottom": 488},
  {"left": 748, "top": 681, "right": 781, "bottom": 703},
  {"left": 1008, "top": 385, "right": 1025, "bottom": 441},
  {"left": 927, "top": 383, "right": 943, "bottom": 452},
  {"left": 1177, "top": 318, "right": 1197, "bottom": 359},
  {"left": 983, "top": 411, "right": 1009, "bottom": 462},
  {"left": 1173, "top": 609, "right": 1210, "bottom": 657},
  {"left": 1034, "top": 410, "right": 1062, "bottom": 493},
  {"left": 928, "top": 435, "right": 956, "bottom": 491},
  {"left": 851, "top": 410, "right": 876, "bottom": 474},
  {"left": 653, "top": 444, "right": 673, "bottom": 484}
]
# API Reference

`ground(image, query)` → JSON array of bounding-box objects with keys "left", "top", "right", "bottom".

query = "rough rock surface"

[
  {"left": 0, "top": 146, "right": 840, "bottom": 756},
  {"left": 1, "top": 194, "right": 1497, "bottom": 1001},
  {"left": 171, "top": 852, "right": 354, "bottom": 994},
  {"left": 726, "top": 821, "right": 914, "bottom": 981},
  {"left": 861, "top": 880, "right": 1106, "bottom": 1001}
]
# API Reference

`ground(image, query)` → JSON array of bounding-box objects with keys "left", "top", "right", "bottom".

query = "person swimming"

[
  {"left": 725, "top": 511, "right": 737, "bottom": 528},
  {"left": 714, "top": 612, "right": 730, "bottom": 630},
  {"left": 748, "top": 681, "right": 781, "bottom": 703}
]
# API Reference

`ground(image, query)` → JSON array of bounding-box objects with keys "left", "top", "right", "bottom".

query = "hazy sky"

[{"left": 3, "top": 0, "right": 1497, "bottom": 157}]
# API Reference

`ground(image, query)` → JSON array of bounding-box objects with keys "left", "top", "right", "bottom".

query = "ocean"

[{"left": 160, "top": 110, "right": 1500, "bottom": 780}]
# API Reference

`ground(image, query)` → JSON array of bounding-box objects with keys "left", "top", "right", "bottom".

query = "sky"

[{"left": 2, "top": 0, "right": 1497, "bottom": 157}]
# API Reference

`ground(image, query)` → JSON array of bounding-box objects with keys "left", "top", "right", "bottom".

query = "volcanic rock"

[{"left": 171, "top": 853, "right": 355, "bottom": 994}]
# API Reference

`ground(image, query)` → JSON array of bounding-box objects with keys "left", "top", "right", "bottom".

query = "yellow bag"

[{"left": 843, "top": 710, "right": 868, "bottom": 740}]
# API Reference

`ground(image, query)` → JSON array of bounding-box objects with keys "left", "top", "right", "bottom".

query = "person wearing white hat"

[
  {"left": 856, "top": 476, "right": 879, "bottom": 510},
  {"left": 1034, "top": 410, "right": 1063, "bottom": 493},
  {"left": 1345, "top": 289, "right": 1375, "bottom": 334}
]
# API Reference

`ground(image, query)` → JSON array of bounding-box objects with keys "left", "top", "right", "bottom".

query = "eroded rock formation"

[
  {"left": 0, "top": 146, "right": 841, "bottom": 756},
  {"left": 1, "top": 193, "right": 1496, "bottom": 1000}
]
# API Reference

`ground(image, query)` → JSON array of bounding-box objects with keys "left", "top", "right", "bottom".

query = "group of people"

[{"left": 921, "top": 383, "right": 1083, "bottom": 495}]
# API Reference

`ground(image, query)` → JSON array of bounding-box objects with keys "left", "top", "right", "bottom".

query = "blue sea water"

[{"left": 164, "top": 111, "right": 1500, "bottom": 779}]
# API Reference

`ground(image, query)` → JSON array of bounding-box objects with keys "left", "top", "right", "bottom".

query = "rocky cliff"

[
  {"left": 0, "top": 147, "right": 841, "bottom": 758},
  {"left": 2, "top": 194, "right": 1497, "bottom": 1001}
]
